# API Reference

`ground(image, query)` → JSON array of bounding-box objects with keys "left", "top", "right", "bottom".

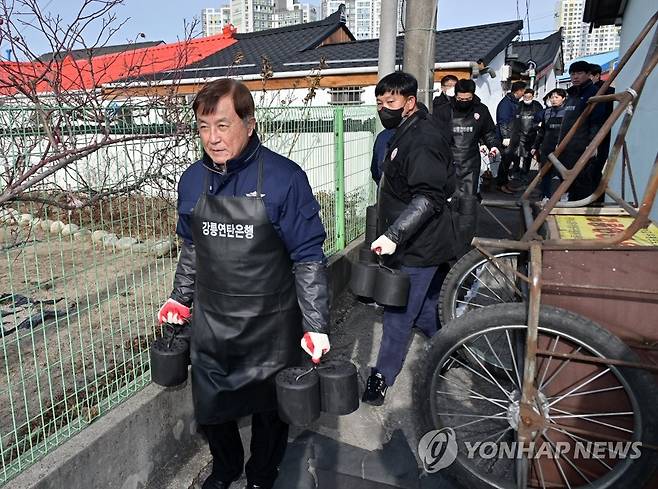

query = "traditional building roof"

[
  {"left": 510, "top": 29, "right": 564, "bottom": 77},
  {"left": 144, "top": 15, "right": 523, "bottom": 82},
  {"left": 0, "top": 32, "right": 236, "bottom": 94},
  {"left": 37, "top": 40, "right": 166, "bottom": 62}
]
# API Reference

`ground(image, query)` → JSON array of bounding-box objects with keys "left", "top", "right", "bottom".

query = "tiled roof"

[
  {"left": 156, "top": 8, "right": 354, "bottom": 81},
  {"left": 511, "top": 30, "right": 563, "bottom": 73},
  {"left": 37, "top": 41, "right": 165, "bottom": 62},
  {"left": 0, "top": 33, "right": 237, "bottom": 94},
  {"left": 149, "top": 17, "right": 523, "bottom": 81}
]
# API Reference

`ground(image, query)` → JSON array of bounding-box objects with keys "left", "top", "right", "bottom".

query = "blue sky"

[{"left": 10, "top": 0, "right": 557, "bottom": 58}]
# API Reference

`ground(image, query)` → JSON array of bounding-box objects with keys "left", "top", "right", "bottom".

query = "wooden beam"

[
  {"left": 103, "top": 68, "right": 474, "bottom": 99},
  {"left": 433, "top": 69, "right": 472, "bottom": 81}
]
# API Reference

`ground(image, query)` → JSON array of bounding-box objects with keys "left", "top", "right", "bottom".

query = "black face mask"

[
  {"left": 455, "top": 99, "right": 474, "bottom": 112},
  {"left": 378, "top": 106, "right": 405, "bottom": 129}
]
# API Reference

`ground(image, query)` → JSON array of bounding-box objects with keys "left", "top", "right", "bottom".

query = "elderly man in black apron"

[{"left": 157, "top": 79, "right": 330, "bottom": 489}]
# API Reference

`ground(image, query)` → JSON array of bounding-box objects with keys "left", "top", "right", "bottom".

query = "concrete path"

[{"left": 146, "top": 184, "right": 525, "bottom": 489}]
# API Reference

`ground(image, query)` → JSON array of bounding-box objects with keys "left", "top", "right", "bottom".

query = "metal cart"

[{"left": 414, "top": 12, "right": 658, "bottom": 489}]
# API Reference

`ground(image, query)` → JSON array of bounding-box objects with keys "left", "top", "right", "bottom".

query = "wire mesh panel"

[
  {"left": 0, "top": 104, "right": 191, "bottom": 483},
  {"left": 343, "top": 106, "right": 377, "bottom": 244},
  {"left": 0, "top": 103, "right": 376, "bottom": 485}
]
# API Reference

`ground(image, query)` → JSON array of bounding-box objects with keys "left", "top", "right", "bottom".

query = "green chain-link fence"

[{"left": 0, "top": 103, "right": 377, "bottom": 485}]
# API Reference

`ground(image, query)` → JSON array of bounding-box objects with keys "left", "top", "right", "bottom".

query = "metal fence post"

[{"left": 334, "top": 107, "right": 346, "bottom": 250}]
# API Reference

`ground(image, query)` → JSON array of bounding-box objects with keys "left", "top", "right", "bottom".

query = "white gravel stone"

[
  {"left": 0, "top": 208, "right": 18, "bottom": 224},
  {"left": 50, "top": 220, "right": 65, "bottom": 234},
  {"left": 102, "top": 233, "right": 119, "bottom": 249},
  {"left": 116, "top": 237, "right": 138, "bottom": 250},
  {"left": 61, "top": 223, "right": 80, "bottom": 236},
  {"left": 149, "top": 238, "right": 174, "bottom": 257},
  {"left": 40, "top": 219, "right": 54, "bottom": 231},
  {"left": 18, "top": 214, "right": 33, "bottom": 226},
  {"left": 91, "top": 230, "right": 109, "bottom": 243},
  {"left": 74, "top": 229, "right": 91, "bottom": 241},
  {"left": 130, "top": 242, "right": 150, "bottom": 253}
]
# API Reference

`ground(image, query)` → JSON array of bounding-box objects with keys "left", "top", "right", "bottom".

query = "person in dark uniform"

[
  {"left": 433, "top": 78, "right": 500, "bottom": 255},
  {"left": 510, "top": 88, "right": 543, "bottom": 185},
  {"left": 361, "top": 71, "right": 455, "bottom": 406},
  {"left": 589, "top": 63, "right": 615, "bottom": 202},
  {"left": 371, "top": 128, "right": 395, "bottom": 184},
  {"left": 495, "top": 80, "right": 526, "bottom": 193},
  {"left": 432, "top": 74, "right": 458, "bottom": 111},
  {"left": 157, "top": 79, "right": 330, "bottom": 489},
  {"left": 531, "top": 88, "right": 567, "bottom": 199},
  {"left": 557, "top": 60, "right": 607, "bottom": 201}
]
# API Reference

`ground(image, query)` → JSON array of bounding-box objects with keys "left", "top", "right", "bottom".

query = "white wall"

[
  {"left": 536, "top": 69, "right": 559, "bottom": 100},
  {"left": 251, "top": 86, "right": 376, "bottom": 107},
  {"left": 609, "top": 0, "right": 658, "bottom": 221},
  {"left": 474, "top": 51, "right": 507, "bottom": 121}
]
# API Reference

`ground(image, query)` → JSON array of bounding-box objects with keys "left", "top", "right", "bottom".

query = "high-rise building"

[
  {"left": 231, "top": 0, "right": 275, "bottom": 33},
  {"left": 272, "top": 6, "right": 303, "bottom": 27},
  {"left": 272, "top": 0, "right": 317, "bottom": 28},
  {"left": 202, "top": 6, "right": 233, "bottom": 36},
  {"left": 203, "top": 1, "right": 317, "bottom": 34},
  {"left": 299, "top": 2, "right": 318, "bottom": 23},
  {"left": 321, "top": 1, "right": 354, "bottom": 31},
  {"left": 555, "top": 0, "right": 620, "bottom": 61},
  {"left": 320, "top": 0, "right": 404, "bottom": 40}
]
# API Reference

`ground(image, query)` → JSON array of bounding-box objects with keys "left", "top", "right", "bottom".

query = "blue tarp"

[{"left": 558, "top": 50, "right": 619, "bottom": 81}]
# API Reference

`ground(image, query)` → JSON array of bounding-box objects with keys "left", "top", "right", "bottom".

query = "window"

[{"left": 329, "top": 86, "right": 365, "bottom": 106}]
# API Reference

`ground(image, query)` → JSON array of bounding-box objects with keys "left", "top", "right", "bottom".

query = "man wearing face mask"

[
  {"left": 557, "top": 60, "right": 607, "bottom": 201},
  {"left": 370, "top": 128, "right": 395, "bottom": 184},
  {"left": 532, "top": 88, "right": 567, "bottom": 199},
  {"left": 509, "top": 88, "right": 543, "bottom": 185},
  {"left": 432, "top": 74, "right": 458, "bottom": 111},
  {"left": 362, "top": 71, "right": 455, "bottom": 406},
  {"left": 433, "top": 78, "right": 500, "bottom": 256},
  {"left": 495, "top": 80, "right": 526, "bottom": 194},
  {"left": 589, "top": 63, "right": 614, "bottom": 202}
]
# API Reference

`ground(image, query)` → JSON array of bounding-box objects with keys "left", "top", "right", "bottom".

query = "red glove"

[
  {"left": 301, "top": 332, "right": 330, "bottom": 364},
  {"left": 157, "top": 298, "right": 191, "bottom": 325}
]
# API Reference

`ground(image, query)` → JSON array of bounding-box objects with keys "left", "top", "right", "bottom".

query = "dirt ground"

[{"left": 0, "top": 222, "right": 177, "bottom": 471}]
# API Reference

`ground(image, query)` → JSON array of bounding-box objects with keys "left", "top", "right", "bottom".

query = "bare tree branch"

[{"left": 0, "top": 0, "right": 198, "bottom": 212}]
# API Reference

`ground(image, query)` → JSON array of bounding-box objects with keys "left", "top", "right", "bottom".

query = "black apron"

[
  {"left": 190, "top": 157, "right": 302, "bottom": 425},
  {"left": 539, "top": 108, "right": 565, "bottom": 164},
  {"left": 450, "top": 108, "right": 481, "bottom": 197},
  {"left": 514, "top": 106, "right": 538, "bottom": 159}
]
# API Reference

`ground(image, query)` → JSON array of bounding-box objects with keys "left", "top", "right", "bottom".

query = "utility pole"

[
  {"left": 403, "top": 0, "right": 437, "bottom": 109},
  {"left": 378, "top": 0, "right": 398, "bottom": 80}
]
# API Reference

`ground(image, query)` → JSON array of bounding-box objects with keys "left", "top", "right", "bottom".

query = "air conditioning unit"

[{"left": 500, "top": 65, "right": 512, "bottom": 81}]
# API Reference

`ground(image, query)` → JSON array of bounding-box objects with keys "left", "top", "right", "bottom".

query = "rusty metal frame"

[{"left": 459, "top": 13, "right": 658, "bottom": 485}]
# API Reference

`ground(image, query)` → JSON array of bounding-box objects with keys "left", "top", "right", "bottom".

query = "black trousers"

[
  {"left": 496, "top": 148, "right": 519, "bottom": 186},
  {"left": 562, "top": 153, "right": 596, "bottom": 202},
  {"left": 202, "top": 410, "right": 289, "bottom": 487}
]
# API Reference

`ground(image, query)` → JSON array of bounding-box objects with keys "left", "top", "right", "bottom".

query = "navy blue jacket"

[
  {"left": 558, "top": 79, "right": 607, "bottom": 169},
  {"left": 370, "top": 129, "right": 395, "bottom": 184},
  {"left": 176, "top": 133, "right": 326, "bottom": 263},
  {"left": 496, "top": 93, "right": 520, "bottom": 140}
]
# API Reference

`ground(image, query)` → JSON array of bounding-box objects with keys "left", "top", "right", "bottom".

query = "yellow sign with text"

[{"left": 555, "top": 215, "right": 658, "bottom": 246}]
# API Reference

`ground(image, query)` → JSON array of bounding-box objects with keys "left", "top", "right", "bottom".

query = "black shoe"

[
  {"left": 245, "top": 483, "right": 270, "bottom": 489},
  {"left": 362, "top": 370, "right": 387, "bottom": 406},
  {"left": 202, "top": 473, "right": 233, "bottom": 489}
]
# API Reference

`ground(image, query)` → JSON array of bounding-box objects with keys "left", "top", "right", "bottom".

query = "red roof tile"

[{"left": 0, "top": 30, "right": 236, "bottom": 95}]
